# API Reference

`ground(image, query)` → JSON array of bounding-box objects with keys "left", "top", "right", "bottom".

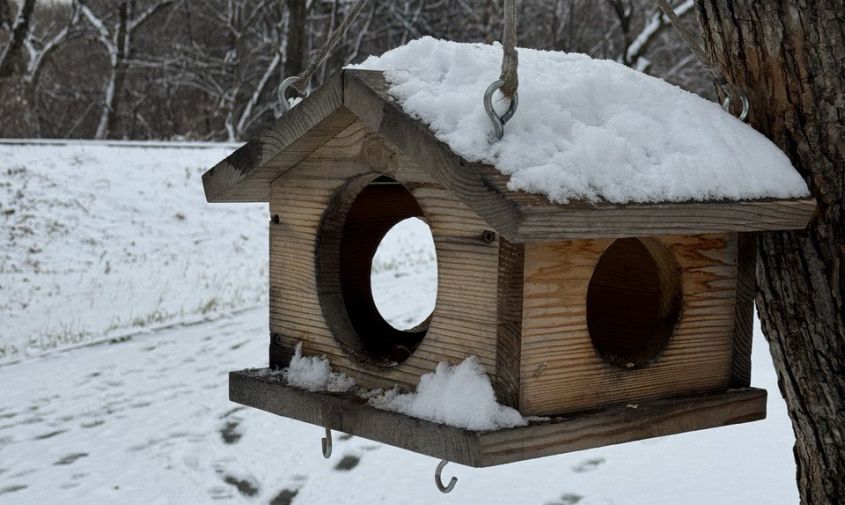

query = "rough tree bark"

[{"left": 694, "top": 2, "right": 844, "bottom": 503}]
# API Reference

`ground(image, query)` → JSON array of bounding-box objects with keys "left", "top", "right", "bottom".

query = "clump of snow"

[
  {"left": 351, "top": 37, "right": 810, "bottom": 204},
  {"left": 284, "top": 343, "right": 356, "bottom": 393},
  {"left": 369, "top": 356, "right": 527, "bottom": 431}
]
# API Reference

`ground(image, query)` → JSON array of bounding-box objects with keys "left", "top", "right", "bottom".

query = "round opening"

[
  {"left": 370, "top": 217, "right": 438, "bottom": 331},
  {"left": 586, "top": 237, "right": 682, "bottom": 369},
  {"left": 316, "top": 175, "right": 437, "bottom": 367}
]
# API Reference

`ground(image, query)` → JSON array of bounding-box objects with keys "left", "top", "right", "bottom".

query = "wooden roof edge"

[
  {"left": 202, "top": 72, "right": 351, "bottom": 203},
  {"left": 513, "top": 196, "right": 817, "bottom": 241}
]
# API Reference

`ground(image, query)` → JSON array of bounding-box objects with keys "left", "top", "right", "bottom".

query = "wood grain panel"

[
  {"left": 520, "top": 234, "right": 739, "bottom": 415},
  {"left": 269, "top": 120, "right": 505, "bottom": 392}
]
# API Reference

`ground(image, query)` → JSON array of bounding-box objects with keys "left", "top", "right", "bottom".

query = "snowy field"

[
  {"left": 0, "top": 142, "right": 798, "bottom": 504},
  {"left": 0, "top": 141, "right": 264, "bottom": 362}
]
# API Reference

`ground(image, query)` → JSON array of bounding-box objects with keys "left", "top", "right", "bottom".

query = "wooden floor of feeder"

[{"left": 230, "top": 370, "right": 766, "bottom": 468}]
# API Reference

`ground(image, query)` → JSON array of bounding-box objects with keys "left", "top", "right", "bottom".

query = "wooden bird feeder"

[{"left": 202, "top": 69, "right": 815, "bottom": 468}]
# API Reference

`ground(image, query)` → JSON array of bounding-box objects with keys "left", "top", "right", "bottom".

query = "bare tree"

[
  {"left": 0, "top": 0, "right": 715, "bottom": 140},
  {"left": 78, "top": 0, "right": 178, "bottom": 139}
]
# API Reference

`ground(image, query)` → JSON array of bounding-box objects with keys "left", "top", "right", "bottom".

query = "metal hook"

[
  {"left": 483, "top": 79, "right": 519, "bottom": 141},
  {"left": 434, "top": 459, "right": 457, "bottom": 493},
  {"left": 722, "top": 90, "right": 750, "bottom": 123},
  {"left": 321, "top": 427, "right": 332, "bottom": 459},
  {"left": 277, "top": 76, "right": 304, "bottom": 115}
]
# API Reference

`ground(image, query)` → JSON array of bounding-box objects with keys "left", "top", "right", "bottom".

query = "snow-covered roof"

[
  {"left": 352, "top": 37, "right": 809, "bottom": 204},
  {"left": 202, "top": 38, "right": 815, "bottom": 242}
]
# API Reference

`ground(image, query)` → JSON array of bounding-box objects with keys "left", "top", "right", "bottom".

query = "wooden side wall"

[
  {"left": 520, "top": 234, "right": 740, "bottom": 416},
  {"left": 268, "top": 120, "right": 511, "bottom": 396}
]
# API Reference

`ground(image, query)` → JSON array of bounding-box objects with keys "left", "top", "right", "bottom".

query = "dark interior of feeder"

[
  {"left": 318, "top": 175, "right": 433, "bottom": 366},
  {"left": 586, "top": 237, "right": 682, "bottom": 369}
]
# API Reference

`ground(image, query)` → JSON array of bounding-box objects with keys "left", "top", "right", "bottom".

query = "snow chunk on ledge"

[
  {"left": 369, "top": 356, "right": 527, "bottom": 431},
  {"left": 351, "top": 37, "right": 810, "bottom": 204},
  {"left": 284, "top": 343, "right": 356, "bottom": 393}
]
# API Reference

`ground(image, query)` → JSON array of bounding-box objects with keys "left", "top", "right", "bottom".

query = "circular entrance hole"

[
  {"left": 586, "top": 238, "right": 682, "bottom": 369},
  {"left": 317, "top": 176, "right": 437, "bottom": 367},
  {"left": 371, "top": 217, "right": 438, "bottom": 331}
]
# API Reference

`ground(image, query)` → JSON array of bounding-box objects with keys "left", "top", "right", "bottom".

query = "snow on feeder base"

[
  {"left": 230, "top": 369, "right": 767, "bottom": 467},
  {"left": 201, "top": 42, "right": 814, "bottom": 468}
]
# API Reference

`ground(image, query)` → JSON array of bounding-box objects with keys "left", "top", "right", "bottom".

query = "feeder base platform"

[{"left": 230, "top": 369, "right": 766, "bottom": 468}]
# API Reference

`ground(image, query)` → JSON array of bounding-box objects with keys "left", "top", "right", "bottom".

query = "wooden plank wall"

[
  {"left": 268, "top": 120, "right": 506, "bottom": 393},
  {"left": 730, "top": 232, "right": 757, "bottom": 387},
  {"left": 520, "top": 234, "right": 739, "bottom": 416}
]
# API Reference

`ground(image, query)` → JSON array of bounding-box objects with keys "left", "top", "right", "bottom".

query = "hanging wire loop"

[
  {"left": 434, "top": 460, "right": 457, "bottom": 493},
  {"left": 722, "top": 90, "right": 750, "bottom": 122},
  {"left": 483, "top": 80, "right": 519, "bottom": 141},
  {"left": 321, "top": 427, "right": 333, "bottom": 459},
  {"left": 277, "top": 76, "right": 304, "bottom": 115}
]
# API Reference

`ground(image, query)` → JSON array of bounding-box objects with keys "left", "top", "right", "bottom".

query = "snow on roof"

[{"left": 351, "top": 37, "right": 810, "bottom": 204}]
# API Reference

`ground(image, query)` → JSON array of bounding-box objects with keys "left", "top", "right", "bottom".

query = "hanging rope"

[
  {"left": 499, "top": 0, "right": 519, "bottom": 98},
  {"left": 278, "top": 0, "right": 374, "bottom": 113},
  {"left": 655, "top": 0, "right": 749, "bottom": 121},
  {"left": 483, "top": 0, "right": 519, "bottom": 140}
]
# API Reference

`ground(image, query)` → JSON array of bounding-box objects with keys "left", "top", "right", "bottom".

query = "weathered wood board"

[
  {"left": 520, "top": 234, "right": 739, "bottom": 415},
  {"left": 230, "top": 369, "right": 767, "bottom": 468},
  {"left": 268, "top": 119, "right": 510, "bottom": 398}
]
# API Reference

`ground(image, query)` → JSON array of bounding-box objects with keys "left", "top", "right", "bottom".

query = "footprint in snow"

[
  {"left": 0, "top": 485, "right": 27, "bottom": 496},
  {"left": 222, "top": 474, "right": 259, "bottom": 497},
  {"left": 270, "top": 488, "right": 299, "bottom": 505},
  {"left": 220, "top": 420, "right": 242, "bottom": 444},
  {"left": 333, "top": 454, "right": 360, "bottom": 471},
  {"left": 34, "top": 429, "right": 67, "bottom": 440},
  {"left": 54, "top": 453, "right": 88, "bottom": 466},
  {"left": 572, "top": 457, "right": 605, "bottom": 473},
  {"left": 546, "top": 493, "right": 584, "bottom": 505}
]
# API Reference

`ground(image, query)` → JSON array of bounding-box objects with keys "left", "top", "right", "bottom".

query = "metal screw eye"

[
  {"left": 483, "top": 79, "right": 519, "bottom": 141},
  {"left": 277, "top": 76, "right": 305, "bottom": 115},
  {"left": 722, "top": 91, "right": 750, "bottom": 122}
]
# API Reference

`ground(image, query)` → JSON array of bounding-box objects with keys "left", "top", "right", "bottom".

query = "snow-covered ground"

[
  {"left": 0, "top": 141, "right": 264, "bottom": 362},
  {"left": 1, "top": 142, "right": 798, "bottom": 504},
  {"left": 0, "top": 311, "right": 798, "bottom": 504}
]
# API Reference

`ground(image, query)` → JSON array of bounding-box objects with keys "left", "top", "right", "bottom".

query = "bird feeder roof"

[{"left": 203, "top": 63, "right": 814, "bottom": 242}]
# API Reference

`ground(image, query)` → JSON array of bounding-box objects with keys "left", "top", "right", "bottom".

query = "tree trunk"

[
  {"left": 284, "top": 0, "right": 307, "bottom": 78},
  {"left": 694, "top": 2, "right": 844, "bottom": 503},
  {"left": 0, "top": 0, "right": 36, "bottom": 78},
  {"left": 95, "top": 2, "right": 129, "bottom": 140}
]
